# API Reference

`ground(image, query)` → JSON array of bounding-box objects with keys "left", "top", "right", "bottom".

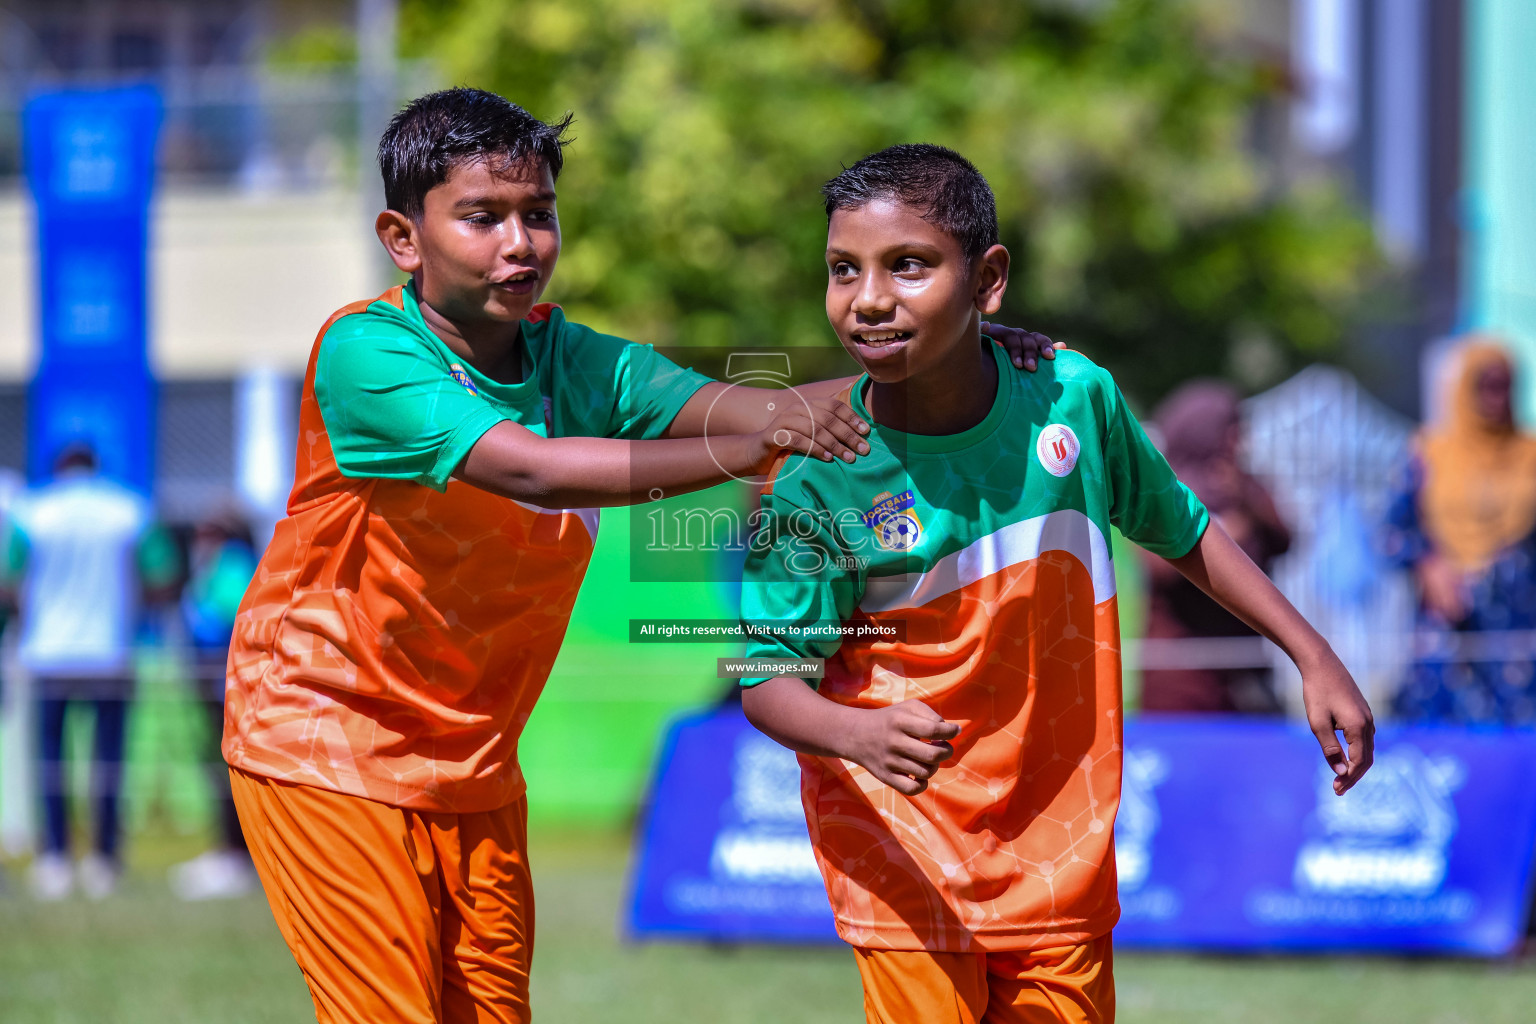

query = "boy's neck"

[
  {"left": 413, "top": 285, "right": 527, "bottom": 385},
  {"left": 866, "top": 332, "right": 998, "bottom": 436}
]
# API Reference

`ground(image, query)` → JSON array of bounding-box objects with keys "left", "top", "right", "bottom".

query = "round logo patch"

[
  {"left": 1036, "top": 423, "right": 1081, "bottom": 477},
  {"left": 878, "top": 512, "right": 924, "bottom": 552}
]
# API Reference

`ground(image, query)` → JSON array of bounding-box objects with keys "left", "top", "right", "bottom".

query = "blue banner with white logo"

[
  {"left": 628, "top": 707, "right": 839, "bottom": 943},
  {"left": 627, "top": 709, "right": 1536, "bottom": 954},
  {"left": 1113, "top": 718, "right": 1536, "bottom": 954},
  {"left": 24, "top": 86, "right": 160, "bottom": 490}
]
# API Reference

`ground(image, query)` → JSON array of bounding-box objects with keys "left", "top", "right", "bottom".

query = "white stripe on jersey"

[
  {"left": 859, "top": 508, "right": 1115, "bottom": 614},
  {"left": 511, "top": 500, "right": 600, "bottom": 541}
]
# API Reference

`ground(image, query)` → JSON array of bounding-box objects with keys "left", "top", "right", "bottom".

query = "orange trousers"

[
  {"left": 854, "top": 936, "right": 1115, "bottom": 1024},
  {"left": 230, "top": 768, "right": 535, "bottom": 1024}
]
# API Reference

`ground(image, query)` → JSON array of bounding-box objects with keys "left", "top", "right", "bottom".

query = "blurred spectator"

[
  {"left": 168, "top": 507, "right": 258, "bottom": 900},
  {"left": 1385, "top": 339, "right": 1536, "bottom": 724},
  {"left": 3, "top": 443, "right": 180, "bottom": 900},
  {"left": 0, "top": 468, "right": 22, "bottom": 676},
  {"left": 1141, "top": 381, "right": 1292, "bottom": 713}
]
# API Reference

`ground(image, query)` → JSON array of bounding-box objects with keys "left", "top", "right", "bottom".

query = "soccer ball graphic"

[{"left": 878, "top": 513, "right": 922, "bottom": 551}]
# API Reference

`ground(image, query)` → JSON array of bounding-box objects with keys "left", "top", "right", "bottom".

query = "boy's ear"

[
  {"left": 973, "top": 244, "right": 1009, "bottom": 317},
  {"left": 376, "top": 210, "right": 423, "bottom": 274}
]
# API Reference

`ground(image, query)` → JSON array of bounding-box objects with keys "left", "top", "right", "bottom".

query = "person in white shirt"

[{"left": 4, "top": 443, "right": 179, "bottom": 899}]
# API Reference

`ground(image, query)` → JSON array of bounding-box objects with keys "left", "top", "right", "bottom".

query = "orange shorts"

[
  {"left": 230, "top": 767, "right": 535, "bottom": 1024},
  {"left": 854, "top": 936, "right": 1114, "bottom": 1024}
]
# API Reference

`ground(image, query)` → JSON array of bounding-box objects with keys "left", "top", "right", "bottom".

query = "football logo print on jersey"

[
  {"left": 1037, "top": 423, "right": 1080, "bottom": 477},
  {"left": 879, "top": 513, "right": 923, "bottom": 552},
  {"left": 863, "top": 489, "right": 924, "bottom": 552},
  {"left": 449, "top": 363, "right": 479, "bottom": 397}
]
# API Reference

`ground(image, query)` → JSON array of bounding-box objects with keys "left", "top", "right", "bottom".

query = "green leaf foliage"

[{"left": 399, "top": 0, "right": 1378, "bottom": 401}]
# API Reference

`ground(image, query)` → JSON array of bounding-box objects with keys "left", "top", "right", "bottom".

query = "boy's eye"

[
  {"left": 893, "top": 257, "right": 926, "bottom": 275},
  {"left": 527, "top": 208, "right": 556, "bottom": 223},
  {"left": 830, "top": 261, "right": 856, "bottom": 280},
  {"left": 465, "top": 212, "right": 498, "bottom": 227}
]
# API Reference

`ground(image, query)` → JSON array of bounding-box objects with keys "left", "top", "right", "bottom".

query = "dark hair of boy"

[
  {"left": 821, "top": 143, "right": 999, "bottom": 264},
  {"left": 377, "top": 87, "right": 575, "bottom": 220}
]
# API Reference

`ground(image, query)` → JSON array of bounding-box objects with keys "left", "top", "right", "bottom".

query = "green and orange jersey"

[
  {"left": 740, "top": 343, "right": 1207, "bottom": 953},
  {"left": 223, "top": 283, "right": 709, "bottom": 813}
]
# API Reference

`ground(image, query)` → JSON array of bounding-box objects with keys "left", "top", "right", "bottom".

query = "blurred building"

[
  {"left": 0, "top": 0, "right": 1529, "bottom": 513},
  {"left": 0, "top": 0, "right": 422, "bottom": 524},
  {"left": 1282, "top": 0, "right": 1466, "bottom": 416}
]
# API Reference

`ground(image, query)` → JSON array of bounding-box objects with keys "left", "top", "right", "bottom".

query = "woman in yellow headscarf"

[{"left": 1385, "top": 338, "right": 1536, "bottom": 723}]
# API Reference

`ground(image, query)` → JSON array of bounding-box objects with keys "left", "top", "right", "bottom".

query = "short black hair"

[
  {"left": 378, "top": 88, "right": 574, "bottom": 220},
  {"left": 822, "top": 144, "right": 998, "bottom": 262}
]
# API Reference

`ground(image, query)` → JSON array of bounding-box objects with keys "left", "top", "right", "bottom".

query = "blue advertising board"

[
  {"left": 24, "top": 86, "right": 160, "bottom": 490},
  {"left": 628, "top": 707, "right": 839, "bottom": 943},
  {"left": 627, "top": 709, "right": 1536, "bottom": 954}
]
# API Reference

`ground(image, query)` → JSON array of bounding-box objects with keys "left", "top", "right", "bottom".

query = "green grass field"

[
  {"left": 3, "top": 828, "right": 1535, "bottom": 1024},
  {"left": 1, "top": 529, "right": 1530, "bottom": 1021}
]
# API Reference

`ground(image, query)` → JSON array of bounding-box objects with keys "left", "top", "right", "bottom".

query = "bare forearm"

[
  {"left": 458, "top": 422, "right": 761, "bottom": 507},
  {"left": 665, "top": 379, "right": 863, "bottom": 438},
  {"left": 1167, "top": 519, "right": 1331, "bottom": 671},
  {"left": 741, "top": 675, "right": 862, "bottom": 760},
  {"left": 1170, "top": 517, "right": 1375, "bottom": 791}
]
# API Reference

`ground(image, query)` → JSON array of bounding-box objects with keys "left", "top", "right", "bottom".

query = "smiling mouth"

[
  {"left": 850, "top": 329, "right": 912, "bottom": 349},
  {"left": 494, "top": 269, "right": 540, "bottom": 287}
]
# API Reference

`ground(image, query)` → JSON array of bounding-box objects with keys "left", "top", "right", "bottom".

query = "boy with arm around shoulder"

[
  {"left": 739, "top": 144, "right": 1374, "bottom": 1024},
  {"left": 226, "top": 85, "right": 1061, "bottom": 1022},
  {"left": 222, "top": 89, "right": 888, "bottom": 1024}
]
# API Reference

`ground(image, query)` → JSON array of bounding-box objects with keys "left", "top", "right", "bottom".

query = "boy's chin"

[
  {"left": 841, "top": 346, "right": 913, "bottom": 384},
  {"left": 481, "top": 291, "right": 543, "bottom": 322}
]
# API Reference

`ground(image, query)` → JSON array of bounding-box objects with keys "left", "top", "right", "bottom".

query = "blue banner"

[
  {"left": 1113, "top": 718, "right": 1536, "bottom": 954},
  {"left": 24, "top": 86, "right": 160, "bottom": 490},
  {"left": 627, "top": 709, "right": 1536, "bottom": 955},
  {"left": 628, "top": 707, "right": 838, "bottom": 943}
]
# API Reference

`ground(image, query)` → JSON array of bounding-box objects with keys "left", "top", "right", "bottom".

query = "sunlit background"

[{"left": 2, "top": 1, "right": 1536, "bottom": 1021}]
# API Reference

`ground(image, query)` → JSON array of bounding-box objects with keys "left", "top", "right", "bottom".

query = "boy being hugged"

[
  {"left": 221, "top": 88, "right": 896, "bottom": 1023},
  {"left": 739, "top": 145, "right": 1375, "bottom": 1023}
]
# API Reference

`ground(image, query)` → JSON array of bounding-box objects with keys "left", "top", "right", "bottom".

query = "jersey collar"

[{"left": 852, "top": 341, "right": 1014, "bottom": 456}]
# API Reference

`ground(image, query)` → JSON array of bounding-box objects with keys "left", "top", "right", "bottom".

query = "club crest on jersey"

[
  {"left": 1036, "top": 423, "right": 1080, "bottom": 477},
  {"left": 862, "top": 489, "right": 923, "bottom": 552},
  {"left": 449, "top": 363, "right": 478, "bottom": 397}
]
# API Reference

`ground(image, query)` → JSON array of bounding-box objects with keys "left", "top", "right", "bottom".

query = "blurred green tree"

[{"left": 395, "top": 0, "right": 1377, "bottom": 402}]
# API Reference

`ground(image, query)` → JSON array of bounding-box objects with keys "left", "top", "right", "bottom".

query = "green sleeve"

[
  {"left": 315, "top": 314, "right": 507, "bottom": 491},
  {"left": 545, "top": 315, "right": 712, "bottom": 440},
  {"left": 136, "top": 524, "right": 183, "bottom": 590},
  {"left": 1101, "top": 371, "right": 1209, "bottom": 558},
  {"left": 738, "top": 485, "right": 861, "bottom": 688},
  {"left": 1, "top": 518, "right": 27, "bottom": 584}
]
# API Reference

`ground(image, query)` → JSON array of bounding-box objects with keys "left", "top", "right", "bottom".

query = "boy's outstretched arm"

[
  {"left": 741, "top": 676, "right": 959, "bottom": 796},
  {"left": 457, "top": 395, "right": 869, "bottom": 508},
  {"left": 663, "top": 325, "right": 1062, "bottom": 438},
  {"left": 1166, "top": 519, "right": 1375, "bottom": 794}
]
